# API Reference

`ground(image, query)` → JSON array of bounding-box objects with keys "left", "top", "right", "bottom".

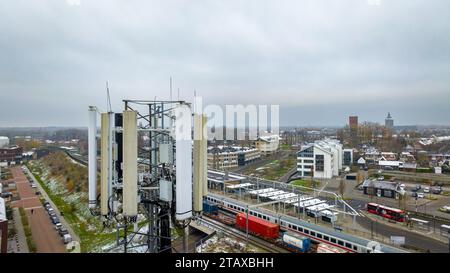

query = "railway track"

[{"left": 198, "top": 215, "right": 291, "bottom": 253}]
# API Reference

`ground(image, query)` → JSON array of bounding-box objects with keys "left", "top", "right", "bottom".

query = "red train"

[{"left": 235, "top": 213, "right": 280, "bottom": 239}]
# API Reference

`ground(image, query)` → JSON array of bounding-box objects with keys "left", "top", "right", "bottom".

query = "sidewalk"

[
  {"left": 23, "top": 165, "right": 80, "bottom": 244},
  {"left": 11, "top": 207, "right": 29, "bottom": 253}
]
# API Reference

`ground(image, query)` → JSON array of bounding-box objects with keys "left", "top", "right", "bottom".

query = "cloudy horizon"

[{"left": 1, "top": 0, "right": 450, "bottom": 127}]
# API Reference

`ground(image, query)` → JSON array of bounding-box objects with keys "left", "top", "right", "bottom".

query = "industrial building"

[
  {"left": 297, "top": 139, "right": 343, "bottom": 179},
  {"left": 255, "top": 135, "right": 281, "bottom": 155},
  {"left": 207, "top": 146, "right": 261, "bottom": 169}
]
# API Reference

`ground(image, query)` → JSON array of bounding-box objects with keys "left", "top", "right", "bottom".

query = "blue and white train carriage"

[{"left": 205, "top": 193, "right": 408, "bottom": 253}]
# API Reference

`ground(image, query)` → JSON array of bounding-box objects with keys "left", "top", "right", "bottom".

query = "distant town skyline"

[{"left": 1, "top": 0, "right": 450, "bottom": 127}]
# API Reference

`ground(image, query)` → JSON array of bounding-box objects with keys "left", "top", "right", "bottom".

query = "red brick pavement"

[{"left": 10, "top": 167, "right": 66, "bottom": 253}]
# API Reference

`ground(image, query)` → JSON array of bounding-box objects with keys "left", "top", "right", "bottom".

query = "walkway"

[
  {"left": 7, "top": 208, "right": 29, "bottom": 253},
  {"left": 10, "top": 166, "right": 66, "bottom": 253}
]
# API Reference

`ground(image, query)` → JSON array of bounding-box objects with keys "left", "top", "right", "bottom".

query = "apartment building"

[{"left": 207, "top": 146, "right": 261, "bottom": 169}]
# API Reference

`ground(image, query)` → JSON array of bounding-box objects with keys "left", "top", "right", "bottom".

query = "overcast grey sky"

[{"left": 0, "top": 0, "right": 449, "bottom": 127}]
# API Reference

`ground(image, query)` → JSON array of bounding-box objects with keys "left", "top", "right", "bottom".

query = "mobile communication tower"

[{"left": 88, "top": 99, "right": 208, "bottom": 253}]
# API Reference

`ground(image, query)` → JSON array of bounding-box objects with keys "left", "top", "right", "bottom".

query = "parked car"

[
  {"left": 59, "top": 227, "right": 69, "bottom": 237},
  {"left": 377, "top": 176, "right": 385, "bottom": 181},
  {"left": 35, "top": 191, "right": 41, "bottom": 195},
  {"left": 47, "top": 207, "right": 54, "bottom": 214},
  {"left": 418, "top": 193, "right": 425, "bottom": 199},
  {"left": 411, "top": 192, "right": 418, "bottom": 198},
  {"left": 432, "top": 187, "right": 442, "bottom": 194},
  {"left": 51, "top": 216, "right": 60, "bottom": 225},
  {"left": 31, "top": 184, "right": 37, "bottom": 188},
  {"left": 49, "top": 212, "right": 57, "bottom": 219},
  {"left": 415, "top": 185, "right": 422, "bottom": 191},
  {"left": 440, "top": 206, "right": 450, "bottom": 213},
  {"left": 63, "top": 234, "right": 72, "bottom": 244},
  {"left": 424, "top": 187, "right": 430, "bottom": 193},
  {"left": 1, "top": 192, "right": 13, "bottom": 198},
  {"left": 44, "top": 201, "right": 50, "bottom": 207},
  {"left": 55, "top": 223, "right": 63, "bottom": 230}
]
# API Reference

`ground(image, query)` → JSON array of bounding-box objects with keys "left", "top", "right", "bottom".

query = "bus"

[{"left": 366, "top": 203, "right": 406, "bottom": 222}]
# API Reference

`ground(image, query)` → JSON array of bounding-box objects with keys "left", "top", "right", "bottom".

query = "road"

[
  {"left": 10, "top": 166, "right": 66, "bottom": 253},
  {"left": 279, "top": 166, "right": 298, "bottom": 182},
  {"left": 356, "top": 216, "right": 449, "bottom": 253}
]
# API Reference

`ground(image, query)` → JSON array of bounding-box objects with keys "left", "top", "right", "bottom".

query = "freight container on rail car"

[
  {"left": 203, "top": 200, "right": 219, "bottom": 215},
  {"left": 316, "top": 243, "right": 348, "bottom": 253},
  {"left": 236, "top": 213, "right": 280, "bottom": 239},
  {"left": 282, "top": 232, "right": 311, "bottom": 253}
]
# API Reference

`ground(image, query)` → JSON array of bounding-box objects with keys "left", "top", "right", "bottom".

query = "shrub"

[
  {"left": 26, "top": 235, "right": 37, "bottom": 253},
  {"left": 23, "top": 225, "right": 32, "bottom": 237}
]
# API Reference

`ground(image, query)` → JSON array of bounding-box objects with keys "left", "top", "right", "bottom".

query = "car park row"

[
  {"left": 43, "top": 201, "right": 72, "bottom": 244},
  {"left": 21, "top": 166, "right": 73, "bottom": 245}
]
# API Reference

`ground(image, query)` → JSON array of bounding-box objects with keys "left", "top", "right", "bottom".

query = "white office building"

[{"left": 297, "top": 139, "right": 343, "bottom": 179}]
